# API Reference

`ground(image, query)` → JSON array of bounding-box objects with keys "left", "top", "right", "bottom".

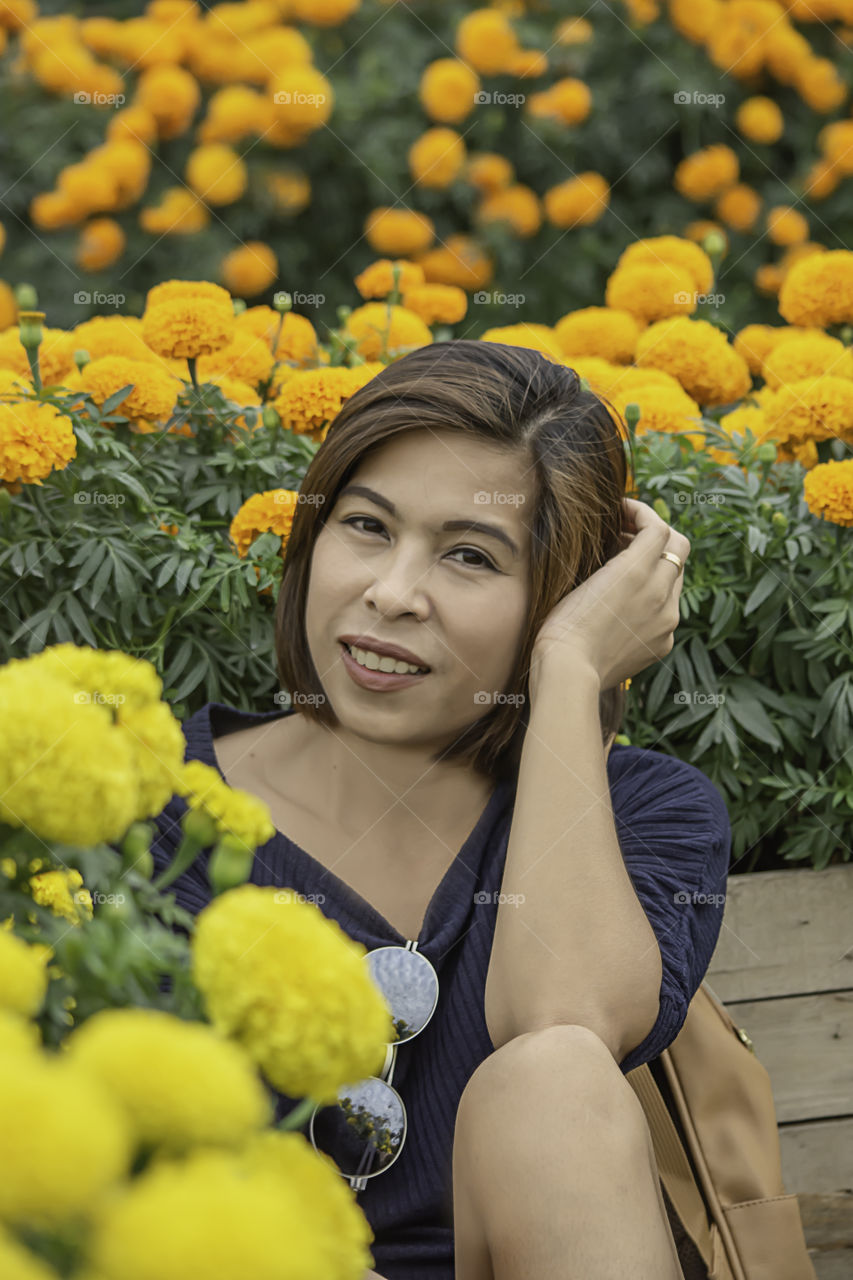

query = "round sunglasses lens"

[
  {"left": 310, "top": 1077, "right": 406, "bottom": 1179},
  {"left": 367, "top": 946, "right": 438, "bottom": 1044}
]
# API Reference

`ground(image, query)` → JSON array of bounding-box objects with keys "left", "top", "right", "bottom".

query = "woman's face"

[{"left": 304, "top": 427, "right": 536, "bottom": 751}]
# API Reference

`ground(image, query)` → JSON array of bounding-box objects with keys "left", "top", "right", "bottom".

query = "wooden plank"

[
  {"left": 811, "top": 1249, "right": 853, "bottom": 1280},
  {"left": 706, "top": 867, "right": 853, "bottom": 1002},
  {"left": 798, "top": 1193, "right": 853, "bottom": 1251},
  {"left": 780, "top": 1119, "right": 853, "bottom": 1195},
  {"left": 707, "top": 992, "right": 853, "bottom": 1122}
]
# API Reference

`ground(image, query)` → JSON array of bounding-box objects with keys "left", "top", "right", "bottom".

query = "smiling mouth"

[{"left": 340, "top": 641, "right": 431, "bottom": 676}]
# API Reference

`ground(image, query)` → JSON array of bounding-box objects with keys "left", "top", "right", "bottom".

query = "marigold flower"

[
  {"left": 684, "top": 221, "right": 729, "bottom": 256},
  {"left": 766, "top": 205, "right": 809, "bottom": 247},
  {"left": 755, "top": 263, "right": 784, "bottom": 296},
  {"left": 0, "top": 400, "right": 76, "bottom": 485},
  {"left": 290, "top": 0, "right": 360, "bottom": 23},
  {"left": 343, "top": 302, "right": 432, "bottom": 361},
  {"left": 735, "top": 95, "right": 783, "bottom": 144},
  {"left": 135, "top": 63, "right": 200, "bottom": 139},
  {"left": 465, "top": 152, "right": 514, "bottom": 195},
  {"left": 75, "top": 217, "right": 125, "bottom": 271},
  {"left": 354, "top": 258, "right": 425, "bottom": 300},
  {"left": 139, "top": 187, "right": 209, "bottom": 234},
  {"left": 456, "top": 9, "right": 519, "bottom": 74},
  {"left": 817, "top": 120, "right": 853, "bottom": 176},
  {"left": 186, "top": 143, "right": 248, "bottom": 206},
  {"left": 229, "top": 489, "right": 300, "bottom": 557},
  {"left": 401, "top": 283, "right": 467, "bottom": 326},
  {"left": 543, "top": 172, "right": 609, "bottom": 228},
  {"left": 0, "top": 928, "right": 48, "bottom": 1018},
  {"left": 613, "top": 382, "right": 704, "bottom": 447},
  {"left": 526, "top": 77, "right": 591, "bottom": 126},
  {"left": 142, "top": 297, "right": 234, "bottom": 361},
  {"left": 616, "top": 235, "right": 714, "bottom": 295},
  {"left": 803, "top": 459, "right": 853, "bottom": 526},
  {"left": 197, "top": 328, "right": 275, "bottom": 389},
  {"left": 795, "top": 56, "right": 846, "bottom": 114},
  {"left": 86, "top": 1138, "right": 373, "bottom": 1280},
  {"left": 668, "top": 0, "right": 722, "bottom": 41},
  {"left": 178, "top": 758, "right": 275, "bottom": 852},
  {"left": 419, "top": 57, "right": 480, "bottom": 123},
  {"left": 479, "top": 323, "right": 565, "bottom": 362},
  {"left": 778, "top": 250, "right": 853, "bottom": 327},
  {"left": 714, "top": 183, "right": 762, "bottom": 232},
  {"left": 265, "top": 169, "right": 311, "bottom": 213},
  {"left": 477, "top": 184, "right": 542, "bottom": 238},
  {"left": 733, "top": 323, "right": 809, "bottom": 376},
  {"left": 106, "top": 103, "right": 158, "bottom": 145},
  {"left": 220, "top": 242, "right": 278, "bottom": 298},
  {"left": 198, "top": 84, "right": 273, "bottom": 144},
  {"left": 67, "top": 1007, "right": 270, "bottom": 1152},
  {"left": 273, "top": 363, "right": 383, "bottom": 437},
  {"left": 29, "top": 869, "right": 92, "bottom": 925},
  {"left": 762, "top": 333, "right": 853, "bottom": 389},
  {"left": 674, "top": 144, "right": 739, "bottom": 202},
  {"left": 409, "top": 127, "right": 466, "bottom": 189},
  {"left": 0, "top": 326, "right": 76, "bottom": 386},
  {"left": 604, "top": 262, "right": 697, "bottom": 325},
  {"left": 270, "top": 65, "right": 334, "bottom": 132},
  {"left": 272, "top": 311, "right": 321, "bottom": 367},
  {"left": 146, "top": 279, "right": 232, "bottom": 311},
  {"left": 555, "top": 307, "right": 641, "bottom": 364},
  {"left": 554, "top": 15, "right": 594, "bottom": 44},
  {"left": 78, "top": 354, "right": 180, "bottom": 423},
  {"left": 635, "top": 315, "right": 752, "bottom": 407},
  {"left": 365, "top": 206, "right": 435, "bottom": 257},
  {"left": 192, "top": 883, "right": 394, "bottom": 1101},
  {"left": 764, "top": 376, "right": 853, "bottom": 445},
  {"left": 415, "top": 233, "right": 493, "bottom": 290}
]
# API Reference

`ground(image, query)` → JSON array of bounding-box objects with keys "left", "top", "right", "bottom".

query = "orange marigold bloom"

[
  {"left": 142, "top": 297, "right": 235, "bottom": 361},
  {"left": 197, "top": 328, "right": 275, "bottom": 389},
  {"left": 139, "top": 188, "right": 209, "bottom": 235},
  {"left": 684, "top": 221, "right": 729, "bottom": 256},
  {"left": 762, "top": 333, "right": 853, "bottom": 389},
  {"left": 766, "top": 205, "right": 809, "bottom": 248},
  {"left": 554, "top": 16, "right": 594, "bottom": 44},
  {"left": 675, "top": 144, "right": 739, "bottom": 202},
  {"left": 526, "top": 78, "right": 591, "bottom": 126},
  {"left": 477, "top": 184, "right": 542, "bottom": 238},
  {"left": 75, "top": 217, "right": 125, "bottom": 272},
  {"left": 78, "top": 355, "right": 180, "bottom": 423},
  {"left": 221, "top": 242, "right": 279, "bottom": 298},
  {"left": 714, "top": 184, "right": 762, "bottom": 232},
  {"left": 229, "top": 489, "right": 300, "bottom": 558},
  {"left": 414, "top": 234, "right": 493, "bottom": 291},
  {"left": 273, "top": 363, "right": 383, "bottom": 436},
  {"left": 418, "top": 58, "right": 480, "bottom": 124},
  {"left": 343, "top": 303, "right": 432, "bottom": 361},
  {"left": 543, "top": 172, "right": 609, "bottom": 228},
  {"left": 616, "top": 236, "right": 714, "bottom": 295},
  {"left": 270, "top": 66, "right": 334, "bottom": 133},
  {"left": 408, "top": 128, "right": 467, "bottom": 190},
  {"left": 354, "top": 259, "right": 425, "bottom": 301},
  {"left": 794, "top": 57, "right": 846, "bottom": 114},
  {"left": 0, "top": 399, "right": 77, "bottom": 484},
  {"left": 635, "top": 315, "right": 752, "bottom": 407},
  {"left": 365, "top": 208, "right": 435, "bottom": 257},
  {"left": 456, "top": 9, "right": 519, "bottom": 74},
  {"left": 135, "top": 63, "right": 200, "bottom": 139},
  {"left": 107, "top": 104, "right": 158, "bottom": 145},
  {"left": 817, "top": 120, "right": 853, "bottom": 176},
  {"left": 735, "top": 96, "right": 783, "bottom": 144},
  {"left": 803, "top": 459, "right": 853, "bottom": 527},
  {"left": 0, "top": 327, "right": 76, "bottom": 386},
  {"left": 272, "top": 312, "right": 320, "bottom": 368},
  {"left": 604, "top": 262, "right": 697, "bottom": 325},
  {"left": 764, "top": 377, "right": 853, "bottom": 446},
  {"left": 668, "top": 0, "right": 722, "bottom": 42},
  {"left": 555, "top": 307, "right": 641, "bottom": 364},
  {"left": 478, "top": 324, "right": 565, "bottom": 362},
  {"left": 400, "top": 284, "right": 468, "bottom": 326},
  {"left": 778, "top": 250, "right": 853, "bottom": 327},
  {"left": 186, "top": 144, "right": 247, "bottom": 206},
  {"left": 733, "top": 324, "right": 810, "bottom": 376},
  {"left": 146, "top": 280, "right": 233, "bottom": 311},
  {"left": 465, "top": 153, "right": 514, "bottom": 195}
]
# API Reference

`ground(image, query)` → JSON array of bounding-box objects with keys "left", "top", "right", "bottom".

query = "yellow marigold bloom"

[
  {"left": 29, "top": 190, "right": 81, "bottom": 231},
  {"left": 71, "top": 315, "right": 161, "bottom": 365},
  {"left": 779, "top": 243, "right": 826, "bottom": 279},
  {"left": 801, "top": 159, "right": 840, "bottom": 202},
  {"left": 107, "top": 103, "right": 158, "bottom": 145},
  {"left": 354, "top": 258, "right": 425, "bottom": 301},
  {"left": 67, "top": 1007, "right": 270, "bottom": 1152},
  {"left": 479, "top": 323, "right": 565, "bottom": 362},
  {"left": 555, "top": 307, "right": 641, "bottom": 364},
  {"left": 674, "top": 144, "right": 739, "bottom": 201},
  {"left": 505, "top": 48, "right": 548, "bottom": 77},
  {"left": 766, "top": 205, "right": 809, "bottom": 247},
  {"left": 0, "top": 928, "right": 48, "bottom": 1017},
  {"left": 0, "top": 326, "right": 75, "bottom": 386},
  {"left": 290, "top": 0, "right": 360, "bottom": 22},
  {"left": 0, "top": 281, "right": 17, "bottom": 331},
  {"left": 135, "top": 64, "right": 200, "bottom": 139},
  {"left": 29, "top": 869, "right": 93, "bottom": 926},
  {"left": 735, "top": 95, "right": 783, "bottom": 144},
  {"left": 623, "top": 0, "right": 661, "bottom": 20},
  {"left": 617, "top": 235, "right": 714, "bottom": 295},
  {"left": 78, "top": 355, "right": 180, "bottom": 423},
  {"left": 146, "top": 279, "right": 232, "bottom": 311},
  {"left": 795, "top": 56, "right": 846, "bottom": 113},
  {"left": 86, "top": 1139, "right": 373, "bottom": 1280},
  {"left": 778, "top": 250, "right": 853, "bottom": 327},
  {"left": 477, "top": 184, "right": 542, "bottom": 238},
  {"left": 764, "top": 376, "right": 853, "bottom": 445},
  {"left": 554, "top": 15, "right": 594, "bottom": 43},
  {"left": 192, "top": 883, "right": 393, "bottom": 1101},
  {"left": 198, "top": 84, "right": 272, "bottom": 144},
  {"left": 365, "top": 207, "right": 435, "bottom": 257},
  {"left": 185, "top": 143, "right": 248, "bottom": 206},
  {"left": 465, "top": 152, "right": 514, "bottom": 194},
  {"left": 273, "top": 364, "right": 383, "bottom": 437},
  {"left": 0, "top": 1223, "right": 62, "bottom": 1280},
  {"left": 415, "top": 233, "right": 493, "bottom": 290},
  {"left": 817, "top": 120, "right": 853, "bottom": 176},
  {"left": 0, "top": 0, "right": 37, "bottom": 30},
  {"left": 197, "top": 328, "right": 275, "bottom": 389},
  {"left": 401, "top": 283, "right": 468, "bottom": 326},
  {"left": 714, "top": 183, "right": 762, "bottom": 232},
  {"left": 419, "top": 57, "right": 480, "bottom": 123},
  {"left": 668, "top": 0, "right": 722, "bottom": 41},
  {"left": 755, "top": 263, "right": 783, "bottom": 295},
  {"left": 270, "top": 311, "right": 320, "bottom": 368},
  {"left": 271, "top": 65, "right": 334, "bottom": 133},
  {"left": 409, "top": 127, "right": 466, "bottom": 189},
  {"left": 87, "top": 140, "right": 151, "bottom": 206},
  {"left": 706, "top": 1, "right": 778, "bottom": 79},
  {"left": 266, "top": 169, "right": 311, "bottom": 213},
  {"left": 456, "top": 9, "right": 519, "bottom": 74},
  {"left": 803, "top": 459, "right": 853, "bottom": 526},
  {"left": 604, "top": 262, "right": 697, "bottom": 325},
  {"left": 0, "top": 400, "right": 76, "bottom": 485},
  {"left": 75, "top": 217, "right": 125, "bottom": 272},
  {"left": 543, "top": 172, "right": 610, "bottom": 228},
  {"left": 229, "top": 489, "right": 300, "bottom": 557},
  {"left": 139, "top": 187, "right": 209, "bottom": 234},
  {"left": 344, "top": 302, "right": 432, "bottom": 361},
  {"left": 142, "top": 297, "right": 234, "bottom": 361},
  {"left": 526, "top": 77, "right": 591, "bottom": 126},
  {"left": 613, "top": 383, "right": 704, "bottom": 447},
  {"left": 635, "top": 316, "right": 752, "bottom": 407},
  {"left": 763, "top": 333, "right": 853, "bottom": 389},
  {"left": 763, "top": 23, "right": 811, "bottom": 83},
  {"left": 0, "top": 1050, "right": 130, "bottom": 1228},
  {"left": 733, "top": 323, "right": 809, "bottom": 375},
  {"left": 0, "top": 368, "right": 29, "bottom": 397}
]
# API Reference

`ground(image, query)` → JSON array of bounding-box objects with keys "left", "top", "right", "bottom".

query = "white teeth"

[{"left": 347, "top": 644, "right": 426, "bottom": 676}]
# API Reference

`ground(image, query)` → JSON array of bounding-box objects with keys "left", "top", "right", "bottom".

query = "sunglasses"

[{"left": 309, "top": 941, "right": 439, "bottom": 1191}]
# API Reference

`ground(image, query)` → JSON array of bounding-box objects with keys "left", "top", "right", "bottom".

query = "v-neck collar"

[{"left": 190, "top": 702, "right": 513, "bottom": 956}]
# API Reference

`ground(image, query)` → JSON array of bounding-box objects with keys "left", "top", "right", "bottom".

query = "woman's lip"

[{"left": 339, "top": 642, "right": 430, "bottom": 692}]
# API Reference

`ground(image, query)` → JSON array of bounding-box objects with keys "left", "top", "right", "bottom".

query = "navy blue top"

[{"left": 150, "top": 701, "right": 731, "bottom": 1280}]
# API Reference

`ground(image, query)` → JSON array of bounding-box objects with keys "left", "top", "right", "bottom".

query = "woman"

[{"left": 151, "top": 340, "right": 730, "bottom": 1280}]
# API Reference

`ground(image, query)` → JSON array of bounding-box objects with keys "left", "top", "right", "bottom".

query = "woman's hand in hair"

[{"left": 529, "top": 498, "right": 691, "bottom": 696}]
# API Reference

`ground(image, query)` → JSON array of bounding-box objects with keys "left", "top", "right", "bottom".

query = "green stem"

[
  {"left": 152, "top": 832, "right": 204, "bottom": 891},
  {"left": 25, "top": 346, "right": 42, "bottom": 392},
  {"left": 187, "top": 356, "right": 199, "bottom": 392},
  {"left": 277, "top": 1096, "right": 317, "bottom": 1131}
]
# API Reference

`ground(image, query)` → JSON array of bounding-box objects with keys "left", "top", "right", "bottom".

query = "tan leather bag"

[{"left": 626, "top": 981, "right": 817, "bottom": 1280}]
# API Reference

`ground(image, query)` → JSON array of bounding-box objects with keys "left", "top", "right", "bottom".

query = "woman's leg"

[{"left": 452, "top": 1023, "right": 683, "bottom": 1280}]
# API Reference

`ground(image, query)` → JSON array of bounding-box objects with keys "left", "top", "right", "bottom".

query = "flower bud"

[
  {"left": 336, "top": 304, "right": 352, "bottom": 326},
  {"left": 262, "top": 404, "right": 280, "bottom": 430},
  {"left": 232, "top": 298, "right": 247, "bottom": 315},
  {"left": 182, "top": 807, "right": 219, "bottom": 848},
  {"left": 771, "top": 511, "right": 788, "bottom": 532},
  {"left": 757, "top": 442, "right": 777, "bottom": 463},
  {"left": 273, "top": 291, "right": 292, "bottom": 313},
  {"left": 14, "top": 283, "right": 38, "bottom": 310},
  {"left": 758, "top": 500, "right": 773, "bottom": 519},
  {"left": 623, "top": 403, "right": 641, "bottom": 434},
  {"left": 73, "top": 348, "right": 90, "bottom": 371},
  {"left": 120, "top": 821, "right": 155, "bottom": 871},
  {"left": 208, "top": 835, "right": 254, "bottom": 895},
  {"left": 653, "top": 497, "right": 671, "bottom": 524},
  {"left": 17, "top": 310, "right": 45, "bottom": 350},
  {"left": 702, "top": 230, "right": 727, "bottom": 258}
]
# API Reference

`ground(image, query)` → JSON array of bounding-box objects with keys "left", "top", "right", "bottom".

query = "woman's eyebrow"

[{"left": 337, "top": 483, "right": 521, "bottom": 559}]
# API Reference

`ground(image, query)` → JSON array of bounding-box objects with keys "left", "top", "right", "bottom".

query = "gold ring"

[{"left": 659, "top": 550, "right": 684, "bottom": 572}]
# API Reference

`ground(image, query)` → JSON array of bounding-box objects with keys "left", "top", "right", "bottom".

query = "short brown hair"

[{"left": 274, "top": 340, "right": 636, "bottom": 782}]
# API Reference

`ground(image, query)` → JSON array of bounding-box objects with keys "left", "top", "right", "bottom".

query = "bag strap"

[{"left": 627, "top": 1061, "right": 714, "bottom": 1269}]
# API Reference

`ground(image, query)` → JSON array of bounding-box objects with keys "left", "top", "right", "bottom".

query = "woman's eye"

[{"left": 339, "top": 516, "right": 496, "bottom": 570}]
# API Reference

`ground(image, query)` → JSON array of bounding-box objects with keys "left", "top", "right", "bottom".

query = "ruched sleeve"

[{"left": 606, "top": 746, "right": 732, "bottom": 1074}]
